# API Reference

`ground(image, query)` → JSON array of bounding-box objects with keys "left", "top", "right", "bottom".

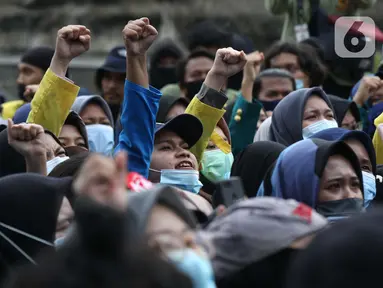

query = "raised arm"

[
  {"left": 115, "top": 18, "right": 161, "bottom": 178},
  {"left": 27, "top": 25, "right": 91, "bottom": 136},
  {"left": 186, "top": 48, "right": 247, "bottom": 163}
]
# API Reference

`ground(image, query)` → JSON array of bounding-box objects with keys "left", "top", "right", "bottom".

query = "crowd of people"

[{"left": 1, "top": 1, "right": 383, "bottom": 286}]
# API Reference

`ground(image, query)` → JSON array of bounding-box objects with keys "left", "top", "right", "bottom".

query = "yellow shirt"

[{"left": 27, "top": 68, "right": 79, "bottom": 136}]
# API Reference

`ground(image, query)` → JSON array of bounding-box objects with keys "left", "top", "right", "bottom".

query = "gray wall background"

[{"left": 0, "top": 0, "right": 381, "bottom": 99}]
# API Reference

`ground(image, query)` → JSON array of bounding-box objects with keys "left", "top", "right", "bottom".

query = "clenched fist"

[
  {"left": 54, "top": 25, "right": 91, "bottom": 65},
  {"left": 243, "top": 51, "right": 264, "bottom": 82},
  {"left": 205, "top": 47, "right": 247, "bottom": 91},
  {"left": 7, "top": 119, "right": 46, "bottom": 158},
  {"left": 122, "top": 17, "right": 158, "bottom": 56}
]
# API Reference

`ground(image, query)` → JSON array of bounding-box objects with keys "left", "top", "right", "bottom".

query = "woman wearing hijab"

[
  {"left": 231, "top": 141, "right": 286, "bottom": 198},
  {"left": 156, "top": 93, "right": 189, "bottom": 123},
  {"left": 127, "top": 185, "right": 216, "bottom": 288},
  {"left": 258, "top": 138, "right": 364, "bottom": 218},
  {"left": 310, "top": 128, "right": 376, "bottom": 207},
  {"left": 0, "top": 174, "right": 72, "bottom": 282},
  {"left": 286, "top": 210, "right": 383, "bottom": 288},
  {"left": 72, "top": 95, "right": 114, "bottom": 156},
  {"left": 270, "top": 87, "right": 338, "bottom": 146},
  {"left": 13, "top": 105, "right": 89, "bottom": 151},
  {"left": 58, "top": 111, "right": 89, "bottom": 150},
  {"left": 328, "top": 95, "right": 361, "bottom": 130}
]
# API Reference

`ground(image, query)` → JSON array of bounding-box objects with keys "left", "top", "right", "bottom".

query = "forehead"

[
  {"left": 80, "top": 103, "right": 108, "bottom": 118},
  {"left": 18, "top": 62, "right": 42, "bottom": 72},
  {"left": 155, "top": 130, "right": 182, "bottom": 144},
  {"left": 60, "top": 124, "right": 82, "bottom": 137},
  {"left": 44, "top": 133, "right": 61, "bottom": 148},
  {"left": 304, "top": 95, "right": 329, "bottom": 110},
  {"left": 270, "top": 52, "right": 299, "bottom": 65},
  {"left": 146, "top": 204, "right": 189, "bottom": 234},
  {"left": 261, "top": 76, "right": 293, "bottom": 89},
  {"left": 185, "top": 56, "right": 214, "bottom": 73},
  {"left": 323, "top": 154, "right": 355, "bottom": 176}
]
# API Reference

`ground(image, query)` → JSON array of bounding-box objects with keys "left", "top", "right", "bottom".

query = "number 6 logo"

[{"left": 335, "top": 17, "right": 376, "bottom": 58}]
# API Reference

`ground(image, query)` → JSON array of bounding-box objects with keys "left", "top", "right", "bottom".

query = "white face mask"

[
  {"left": 302, "top": 119, "right": 338, "bottom": 139},
  {"left": 46, "top": 156, "right": 69, "bottom": 175}
]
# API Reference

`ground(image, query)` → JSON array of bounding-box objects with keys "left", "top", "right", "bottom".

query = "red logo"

[
  {"left": 292, "top": 203, "right": 312, "bottom": 223},
  {"left": 126, "top": 172, "right": 153, "bottom": 192}
]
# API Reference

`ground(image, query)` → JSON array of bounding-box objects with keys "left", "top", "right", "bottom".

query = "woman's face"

[
  {"left": 151, "top": 130, "right": 198, "bottom": 171},
  {"left": 166, "top": 103, "right": 187, "bottom": 122},
  {"left": 44, "top": 134, "right": 66, "bottom": 161},
  {"left": 345, "top": 139, "right": 373, "bottom": 173},
  {"left": 56, "top": 197, "right": 74, "bottom": 240},
  {"left": 318, "top": 155, "right": 362, "bottom": 202},
  {"left": 257, "top": 109, "right": 268, "bottom": 130},
  {"left": 206, "top": 126, "right": 227, "bottom": 151},
  {"left": 80, "top": 103, "right": 111, "bottom": 126},
  {"left": 341, "top": 110, "right": 358, "bottom": 130},
  {"left": 146, "top": 204, "right": 195, "bottom": 254},
  {"left": 59, "top": 124, "right": 87, "bottom": 149},
  {"left": 302, "top": 95, "right": 335, "bottom": 128}
]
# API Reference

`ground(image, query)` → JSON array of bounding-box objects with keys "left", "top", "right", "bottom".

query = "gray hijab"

[
  {"left": 270, "top": 87, "right": 335, "bottom": 146},
  {"left": 254, "top": 117, "right": 272, "bottom": 142}
]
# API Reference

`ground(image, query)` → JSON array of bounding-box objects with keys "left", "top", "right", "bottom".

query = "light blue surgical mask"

[
  {"left": 362, "top": 171, "right": 376, "bottom": 207},
  {"left": 295, "top": 79, "right": 304, "bottom": 90},
  {"left": 159, "top": 169, "right": 203, "bottom": 194},
  {"left": 201, "top": 150, "right": 234, "bottom": 182},
  {"left": 86, "top": 124, "right": 114, "bottom": 156},
  {"left": 168, "top": 249, "right": 216, "bottom": 288},
  {"left": 47, "top": 156, "right": 69, "bottom": 175},
  {"left": 302, "top": 119, "right": 338, "bottom": 139}
]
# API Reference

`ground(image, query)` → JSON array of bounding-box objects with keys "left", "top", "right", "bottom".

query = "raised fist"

[
  {"left": 7, "top": 119, "right": 46, "bottom": 158},
  {"left": 122, "top": 17, "right": 158, "bottom": 56},
  {"left": 211, "top": 47, "right": 247, "bottom": 79},
  {"left": 243, "top": 51, "right": 264, "bottom": 82},
  {"left": 55, "top": 25, "right": 91, "bottom": 64}
]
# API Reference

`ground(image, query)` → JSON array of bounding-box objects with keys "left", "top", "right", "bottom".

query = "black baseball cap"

[{"left": 155, "top": 114, "right": 203, "bottom": 148}]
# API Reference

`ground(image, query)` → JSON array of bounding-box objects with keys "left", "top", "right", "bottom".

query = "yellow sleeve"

[
  {"left": 27, "top": 68, "right": 80, "bottom": 136},
  {"left": 185, "top": 97, "right": 225, "bottom": 164},
  {"left": 373, "top": 112, "right": 383, "bottom": 165},
  {"left": 1, "top": 100, "right": 26, "bottom": 119}
]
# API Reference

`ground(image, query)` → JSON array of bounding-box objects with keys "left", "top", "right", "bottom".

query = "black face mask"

[
  {"left": 184, "top": 80, "right": 204, "bottom": 101},
  {"left": 217, "top": 248, "right": 300, "bottom": 288},
  {"left": 17, "top": 84, "right": 26, "bottom": 101},
  {"left": 108, "top": 103, "right": 121, "bottom": 123},
  {"left": 149, "top": 67, "right": 177, "bottom": 90},
  {"left": 315, "top": 198, "right": 364, "bottom": 218}
]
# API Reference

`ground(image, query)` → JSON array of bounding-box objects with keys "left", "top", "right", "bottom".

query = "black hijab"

[
  {"left": 286, "top": 209, "right": 383, "bottom": 288},
  {"left": 0, "top": 129, "right": 25, "bottom": 177},
  {"left": 270, "top": 87, "right": 335, "bottom": 146},
  {"left": 231, "top": 141, "right": 286, "bottom": 198},
  {"left": 156, "top": 94, "right": 189, "bottom": 123},
  {"left": 328, "top": 94, "right": 360, "bottom": 126},
  {"left": 0, "top": 174, "right": 71, "bottom": 274}
]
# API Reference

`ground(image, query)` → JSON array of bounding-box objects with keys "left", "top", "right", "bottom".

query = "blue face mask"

[
  {"left": 295, "top": 79, "right": 304, "bottom": 90},
  {"left": 302, "top": 119, "right": 338, "bottom": 139},
  {"left": 259, "top": 99, "right": 281, "bottom": 112},
  {"left": 159, "top": 169, "right": 203, "bottom": 194},
  {"left": 362, "top": 171, "right": 376, "bottom": 207},
  {"left": 168, "top": 249, "right": 216, "bottom": 288},
  {"left": 86, "top": 124, "right": 114, "bottom": 156},
  {"left": 201, "top": 150, "right": 234, "bottom": 183}
]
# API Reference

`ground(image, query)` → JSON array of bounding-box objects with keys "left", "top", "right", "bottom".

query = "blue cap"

[{"left": 95, "top": 46, "right": 127, "bottom": 90}]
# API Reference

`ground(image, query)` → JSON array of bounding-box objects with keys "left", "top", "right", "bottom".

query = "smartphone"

[{"left": 212, "top": 177, "right": 245, "bottom": 208}]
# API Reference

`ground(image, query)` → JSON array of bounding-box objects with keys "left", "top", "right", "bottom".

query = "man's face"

[
  {"left": 101, "top": 71, "right": 125, "bottom": 105},
  {"left": 269, "top": 53, "right": 309, "bottom": 87},
  {"left": 17, "top": 63, "right": 44, "bottom": 86},
  {"left": 184, "top": 56, "right": 214, "bottom": 83},
  {"left": 258, "top": 77, "right": 294, "bottom": 102}
]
